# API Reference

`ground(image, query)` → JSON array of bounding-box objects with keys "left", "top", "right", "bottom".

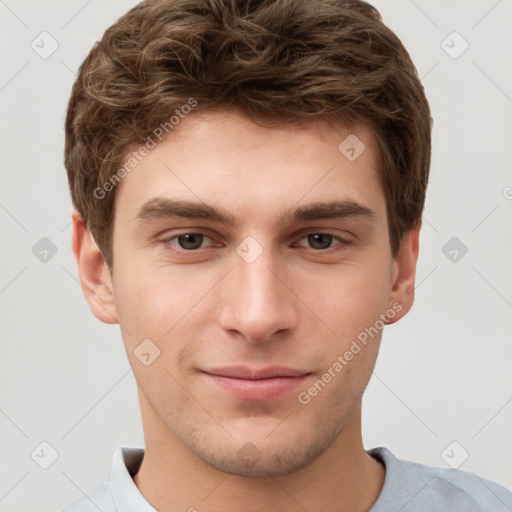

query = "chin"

[
  {"left": 202, "top": 444, "right": 319, "bottom": 477},
  {"left": 183, "top": 422, "right": 341, "bottom": 478}
]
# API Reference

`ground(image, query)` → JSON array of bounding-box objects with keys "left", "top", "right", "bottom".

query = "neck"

[{"left": 133, "top": 392, "right": 385, "bottom": 512}]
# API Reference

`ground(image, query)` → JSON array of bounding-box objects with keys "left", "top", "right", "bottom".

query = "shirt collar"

[
  {"left": 367, "top": 446, "right": 409, "bottom": 511},
  {"left": 111, "top": 446, "right": 157, "bottom": 512},
  {"left": 110, "top": 445, "right": 401, "bottom": 511}
]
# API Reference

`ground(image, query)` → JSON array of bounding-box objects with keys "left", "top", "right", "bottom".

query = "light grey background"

[{"left": 1, "top": 0, "right": 511, "bottom": 511}]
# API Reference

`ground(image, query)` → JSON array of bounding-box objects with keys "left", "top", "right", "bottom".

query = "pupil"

[
  {"left": 179, "top": 234, "right": 203, "bottom": 250},
  {"left": 309, "top": 233, "right": 332, "bottom": 250}
]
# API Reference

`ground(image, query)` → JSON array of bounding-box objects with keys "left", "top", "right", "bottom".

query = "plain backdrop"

[{"left": 1, "top": 1, "right": 511, "bottom": 510}]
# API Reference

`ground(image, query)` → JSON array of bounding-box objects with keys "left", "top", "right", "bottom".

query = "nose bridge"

[
  {"left": 238, "top": 247, "right": 282, "bottom": 307},
  {"left": 218, "top": 237, "right": 298, "bottom": 342}
]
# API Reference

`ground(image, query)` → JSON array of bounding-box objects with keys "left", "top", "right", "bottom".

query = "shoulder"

[
  {"left": 369, "top": 446, "right": 512, "bottom": 512},
  {"left": 59, "top": 480, "right": 114, "bottom": 512}
]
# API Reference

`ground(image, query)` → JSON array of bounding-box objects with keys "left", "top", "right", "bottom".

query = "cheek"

[
  {"left": 299, "top": 271, "right": 387, "bottom": 408},
  {"left": 112, "top": 267, "right": 201, "bottom": 398},
  {"left": 114, "top": 263, "right": 192, "bottom": 331},
  {"left": 112, "top": 262, "right": 215, "bottom": 378},
  {"left": 300, "top": 261, "right": 392, "bottom": 339}
]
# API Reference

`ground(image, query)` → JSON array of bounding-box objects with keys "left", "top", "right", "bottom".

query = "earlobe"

[
  {"left": 386, "top": 219, "right": 421, "bottom": 325},
  {"left": 71, "top": 210, "right": 119, "bottom": 325}
]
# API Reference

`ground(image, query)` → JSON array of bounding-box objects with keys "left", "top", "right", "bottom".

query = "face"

[{"left": 75, "top": 108, "right": 418, "bottom": 477}]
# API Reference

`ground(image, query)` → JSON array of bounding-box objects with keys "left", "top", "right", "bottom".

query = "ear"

[
  {"left": 385, "top": 219, "right": 421, "bottom": 325},
  {"left": 71, "top": 210, "right": 119, "bottom": 324}
]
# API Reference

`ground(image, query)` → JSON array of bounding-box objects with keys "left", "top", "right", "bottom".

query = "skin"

[{"left": 72, "top": 108, "right": 420, "bottom": 512}]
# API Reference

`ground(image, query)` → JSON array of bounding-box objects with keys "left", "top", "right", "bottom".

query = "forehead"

[{"left": 114, "top": 108, "right": 385, "bottom": 223}]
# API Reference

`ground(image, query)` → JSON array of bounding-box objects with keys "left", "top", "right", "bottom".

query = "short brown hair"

[{"left": 64, "top": 0, "right": 432, "bottom": 269}]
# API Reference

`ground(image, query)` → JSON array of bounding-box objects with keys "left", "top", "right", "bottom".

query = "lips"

[
  {"left": 201, "top": 366, "right": 312, "bottom": 401},
  {"left": 204, "top": 366, "right": 309, "bottom": 379}
]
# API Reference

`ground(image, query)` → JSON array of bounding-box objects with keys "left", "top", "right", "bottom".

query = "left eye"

[{"left": 296, "top": 232, "right": 347, "bottom": 250}]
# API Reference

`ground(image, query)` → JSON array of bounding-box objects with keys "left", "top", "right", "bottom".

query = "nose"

[{"left": 217, "top": 242, "right": 299, "bottom": 343}]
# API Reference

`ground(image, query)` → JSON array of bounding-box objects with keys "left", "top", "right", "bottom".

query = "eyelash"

[{"left": 161, "top": 230, "right": 351, "bottom": 253}]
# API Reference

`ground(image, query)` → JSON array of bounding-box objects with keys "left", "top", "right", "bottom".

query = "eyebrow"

[{"left": 135, "top": 197, "right": 376, "bottom": 227}]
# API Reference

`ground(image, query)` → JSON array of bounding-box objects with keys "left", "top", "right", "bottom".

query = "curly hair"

[{"left": 64, "top": 0, "right": 432, "bottom": 269}]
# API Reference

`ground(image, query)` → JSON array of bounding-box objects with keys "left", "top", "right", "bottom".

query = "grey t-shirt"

[{"left": 60, "top": 446, "right": 512, "bottom": 511}]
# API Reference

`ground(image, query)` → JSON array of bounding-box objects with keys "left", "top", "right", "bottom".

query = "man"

[{"left": 61, "top": 0, "right": 512, "bottom": 510}]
